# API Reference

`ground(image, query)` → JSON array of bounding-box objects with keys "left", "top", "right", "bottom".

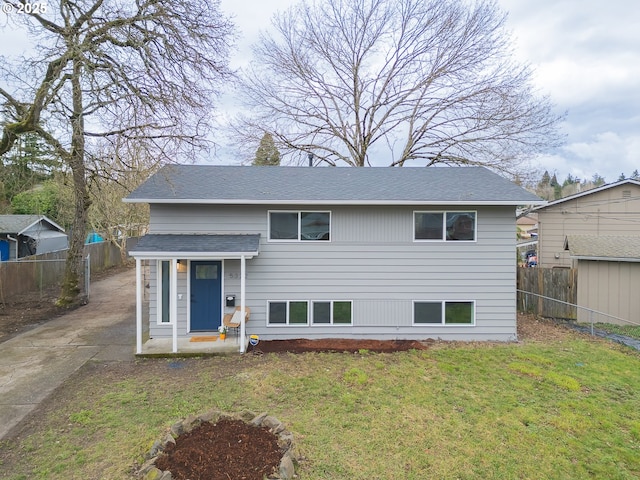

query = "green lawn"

[{"left": 1, "top": 335, "right": 639, "bottom": 479}]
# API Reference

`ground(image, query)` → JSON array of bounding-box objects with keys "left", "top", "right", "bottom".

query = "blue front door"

[{"left": 190, "top": 261, "right": 222, "bottom": 331}]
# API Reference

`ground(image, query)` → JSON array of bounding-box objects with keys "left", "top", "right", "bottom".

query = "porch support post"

[
  {"left": 171, "top": 258, "right": 178, "bottom": 353},
  {"left": 240, "top": 255, "right": 246, "bottom": 353},
  {"left": 136, "top": 258, "right": 142, "bottom": 354}
]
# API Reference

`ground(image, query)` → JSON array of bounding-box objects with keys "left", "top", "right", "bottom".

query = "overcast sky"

[
  {"left": 218, "top": 0, "right": 640, "bottom": 183},
  {"left": 1, "top": 0, "right": 638, "bottom": 184}
]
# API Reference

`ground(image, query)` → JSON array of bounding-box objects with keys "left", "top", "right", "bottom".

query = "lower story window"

[
  {"left": 268, "top": 300, "right": 353, "bottom": 325},
  {"left": 268, "top": 301, "right": 309, "bottom": 325},
  {"left": 413, "top": 301, "right": 475, "bottom": 325},
  {"left": 312, "top": 301, "right": 352, "bottom": 325}
]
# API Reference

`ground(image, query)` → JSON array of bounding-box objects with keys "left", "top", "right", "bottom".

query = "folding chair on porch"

[{"left": 223, "top": 306, "right": 250, "bottom": 339}]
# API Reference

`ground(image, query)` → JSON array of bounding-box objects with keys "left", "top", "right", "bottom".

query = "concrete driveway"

[{"left": 0, "top": 268, "right": 135, "bottom": 440}]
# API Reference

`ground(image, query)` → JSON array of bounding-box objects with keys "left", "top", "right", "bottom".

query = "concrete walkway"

[{"left": 0, "top": 269, "right": 136, "bottom": 440}]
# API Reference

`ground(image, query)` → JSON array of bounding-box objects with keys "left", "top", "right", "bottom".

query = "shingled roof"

[
  {"left": 564, "top": 235, "right": 640, "bottom": 261},
  {"left": 125, "top": 165, "right": 544, "bottom": 206},
  {"left": 130, "top": 234, "right": 260, "bottom": 259},
  {"left": 0, "top": 215, "right": 65, "bottom": 234}
]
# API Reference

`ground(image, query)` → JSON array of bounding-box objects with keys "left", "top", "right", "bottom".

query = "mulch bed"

[
  {"left": 154, "top": 418, "right": 283, "bottom": 480},
  {"left": 248, "top": 338, "right": 430, "bottom": 354}
]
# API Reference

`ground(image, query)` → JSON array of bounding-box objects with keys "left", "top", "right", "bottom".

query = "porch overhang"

[
  {"left": 130, "top": 234, "right": 259, "bottom": 355},
  {"left": 128, "top": 234, "right": 260, "bottom": 259}
]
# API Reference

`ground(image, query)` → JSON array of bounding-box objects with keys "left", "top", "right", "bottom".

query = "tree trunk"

[{"left": 57, "top": 60, "right": 90, "bottom": 306}]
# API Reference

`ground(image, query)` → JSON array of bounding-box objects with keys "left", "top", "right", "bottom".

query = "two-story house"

[{"left": 126, "top": 165, "right": 543, "bottom": 353}]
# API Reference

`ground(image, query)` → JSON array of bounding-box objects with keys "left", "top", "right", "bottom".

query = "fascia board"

[
  {"left": 18, "top": 216, "right": 66, "bottom": 235},
  {"left": 571, "top": 255, "right": 640, "bottom": 263},
  {"left": 124, "top": 198, "right": 546, "bottom": 206},
  {"left": 129, "top": 251, "right": 258, "bottom": 259}
]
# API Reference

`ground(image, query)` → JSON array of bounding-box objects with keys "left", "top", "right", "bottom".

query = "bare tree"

[
  {"left": 0, "top": 0, "right": 234, "bottom": 305},
  {"left": 85, "top": 139, "right": 156, "bottom": 261},
  {"left": 234, "top": 0, "right": 563, "bottom": 172}
]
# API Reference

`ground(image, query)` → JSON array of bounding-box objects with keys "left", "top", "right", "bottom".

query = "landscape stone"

[
  {"left": 251, "top": 412, "right": 269, "bottom": 426},
  {"left": 262, "top": 415, "right": 285, "bottom": 433},
  {"left": 279, "top": 453, "right": 295, "bottom": 480},
  {"left": 169, "top": 421, "right": 184, "bottom": 437},
  {"left": 142, "top": 466, "right": 164, "bottom": 480},
  {"left": 198, "top": 409, "right": 222, "bottom": 423}
]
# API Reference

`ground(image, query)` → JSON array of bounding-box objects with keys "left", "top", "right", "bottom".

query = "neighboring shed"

[
  {"left": 564, "top": 235, "right": 640, "bottom": 325},
  {"left": 0, "top": 215, "right": 68, "bottom": 260},
  {"left": 532, "top": 180, "right": 640, "bottom": 268}
]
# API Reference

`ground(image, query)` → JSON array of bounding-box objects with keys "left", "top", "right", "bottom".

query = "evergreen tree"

[
  {"left": 0, "top": 132, "right": 60, "bottom": 211},
  {"left": 253, "top": 133, "right": 281, "bottom": 165},
  {"left": 618, "top": 173, "right": 627, "bottom": 181},
  {"left": 538, "top": 170, "right": 551, "bottom": 188},
  {"left": 11, "top": 179, "right": 61, "bottom": 219},
  {"left": 562, "top": 173, "right": 578, "bottom": 187},
  {"left": 592, "top": 173, "right": 606, "bottom": 186},
  {"left": 631, "top": 169, "right": 639, "bottom": 180}
]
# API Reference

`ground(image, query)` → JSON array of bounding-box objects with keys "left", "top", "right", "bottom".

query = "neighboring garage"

[{"left": 564, "top": 235, "right": 640, "bottom": 325}]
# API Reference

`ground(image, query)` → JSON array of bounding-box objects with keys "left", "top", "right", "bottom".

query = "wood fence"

[
  {"left": 517, "top": 267, "right": 577, "bottom": 320},
  {"left": 0, "top": 238, "right": 137, "bottom": 302}
]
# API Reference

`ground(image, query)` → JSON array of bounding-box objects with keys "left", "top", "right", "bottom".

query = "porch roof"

[{"left": 129, "top": 234, "right": 260, "bottom": 259}]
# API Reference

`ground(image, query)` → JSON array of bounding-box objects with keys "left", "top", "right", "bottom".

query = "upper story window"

[
  {"left": 414, "top": 211, "right": 476, "bottom": 241},
  {"left": 269, "top": 211, "right": 331, "bottom": 241}
]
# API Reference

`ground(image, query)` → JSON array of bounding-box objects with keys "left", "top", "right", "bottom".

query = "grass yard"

[
  {"left": 1, "top": 328, "right": 640, "bottom": 479},
  {"left": 594, "top": 322, "right": 640, "bottom": 341}
]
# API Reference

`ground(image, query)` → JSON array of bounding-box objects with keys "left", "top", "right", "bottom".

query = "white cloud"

[{"left": 498, "top": 0, "right": 640, "bottom": 183}]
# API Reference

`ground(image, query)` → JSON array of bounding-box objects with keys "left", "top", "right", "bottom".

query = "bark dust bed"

[
  {"left": 154, "top": 418, "right": 283, "bottom": 480},
  {"left": 250, "top": 337, "right": 430, "bottom": 354}
]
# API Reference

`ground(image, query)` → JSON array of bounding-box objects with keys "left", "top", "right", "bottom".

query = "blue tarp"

[{"left": 85, "top": 232, "right": 104, "bottom": 244}]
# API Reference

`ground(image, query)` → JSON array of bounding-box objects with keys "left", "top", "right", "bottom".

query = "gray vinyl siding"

[{"left": 147, "top": 204, "right": 518, "bottom": 341}]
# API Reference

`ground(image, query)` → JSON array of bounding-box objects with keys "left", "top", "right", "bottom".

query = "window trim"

[
  {"left": 412, "top": 300, "right": 476, "bottom": 326},
  {"left": 311, "top": 300, "right": 353, "bottom": 326},
  {"left": 413, "top": 210, "right": 477, "bottom": 242},
  {"left": 267, "top": 300, "right": 310, "bottom": 326},
  {"left": 268, "top": 210, "right": 331, "bottom": 242},
  {"left": 156, "top": 260, "right": 173, "bottom": 325}
]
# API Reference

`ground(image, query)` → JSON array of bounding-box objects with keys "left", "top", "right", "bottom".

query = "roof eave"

[
  {"left": 570, "top": 255, "right": 640, "bottom": 263},
  {"left": 129, "top": 251, "right": 258, "bottom": 260},
  {"left": 124, "top": 198, "right": 546, "bottom": 206},
  {"left": 533, "top": 179, "right": 640, "bottom": 211}
]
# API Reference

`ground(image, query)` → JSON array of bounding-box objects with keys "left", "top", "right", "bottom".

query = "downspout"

[
  {"left": 7, "top": 235, "right": 18, "bottom": 260},
  {"left": 240, "top": 255, "right": 246, "bottom": 354}
]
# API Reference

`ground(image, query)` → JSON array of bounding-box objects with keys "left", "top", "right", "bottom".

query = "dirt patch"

[
  {"left": 516, "top": 313, "right": 576, "bottom": 342},
  {"left": 0, "top": 264, "right": 132, "bottom": 342},
  {"left": 251, "top": 338, "right": 430, "bottom": 354},
  {"left": 154, "top": 418, "right": 283, "bottom": 480},
  {"left": 0, "top": 286, "right": 69, "bottom": 342}
]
